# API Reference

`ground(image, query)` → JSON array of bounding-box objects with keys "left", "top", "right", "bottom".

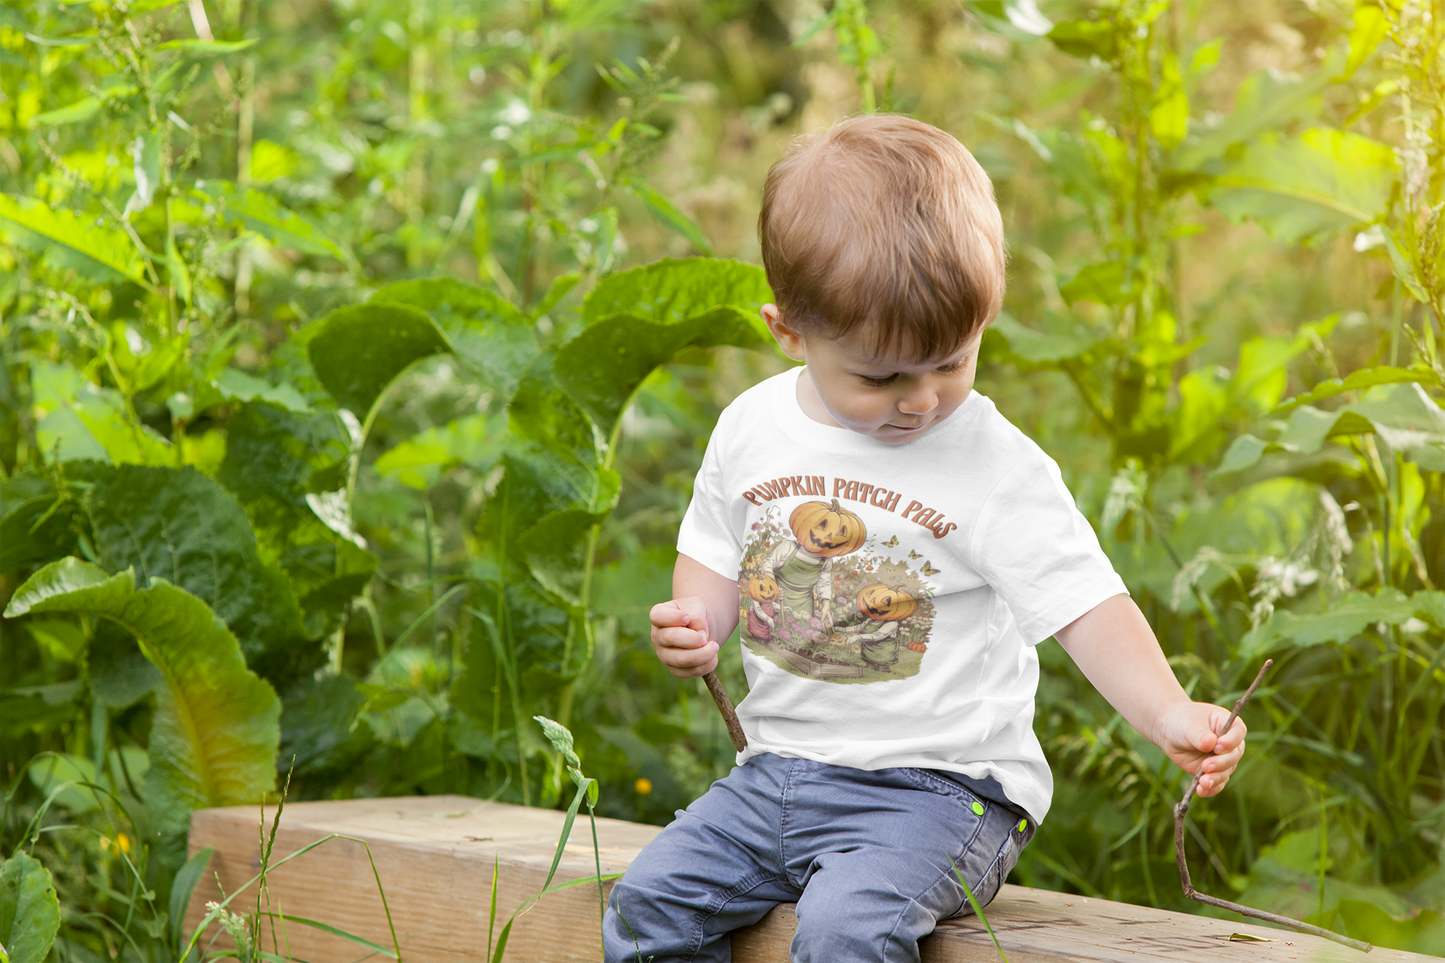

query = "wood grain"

[{"left": 187, "top": 796, "right": 1432, "bottom": 962}]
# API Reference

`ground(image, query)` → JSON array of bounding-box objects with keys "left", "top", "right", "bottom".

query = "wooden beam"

[{"left": 187, "top": 795, "right": 1427, "bottom": 962}]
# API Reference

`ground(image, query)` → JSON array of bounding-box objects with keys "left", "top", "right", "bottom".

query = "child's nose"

[{"left": 898, "top": 384, "right": 937, "bottom": 414}]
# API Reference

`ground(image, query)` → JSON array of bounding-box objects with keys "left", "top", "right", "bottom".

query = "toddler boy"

[{"left": 602, "top": 115, "right": 1246, "bottom": 963}]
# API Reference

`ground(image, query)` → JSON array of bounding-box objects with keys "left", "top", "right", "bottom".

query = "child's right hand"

[{"left": 650, "top": 598, "right": 720, "bottom": 679}]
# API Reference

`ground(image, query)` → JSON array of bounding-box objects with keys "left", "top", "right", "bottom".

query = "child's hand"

[
  {"left": 1154, "top": 701, "right": 1247, "bottom": 797},
  {"left": 650, "top": 598, "right": 720, "bottom": 679}
]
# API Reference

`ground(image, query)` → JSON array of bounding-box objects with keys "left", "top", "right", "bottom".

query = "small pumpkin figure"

[
  {"left": 856, "top": 584, "right": 917, "bottom": 622},
  {"left": 747, "top": 575, "right": 779, "bottom": 604},
  {"left": 788, "top": 499, "right": 867, "bottom": 558},
  {"left": 841, "top": 584, "right": 920, "bottom": 671},
  {"left": 744, "top": 575, "right": 779, "bottom": 641}
]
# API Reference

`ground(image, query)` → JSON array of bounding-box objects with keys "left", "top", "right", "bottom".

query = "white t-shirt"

[{"left": 678, "top": 367, "right": 1127, "bottom": 823}]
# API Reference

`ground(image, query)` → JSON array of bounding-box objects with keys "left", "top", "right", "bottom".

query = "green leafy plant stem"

[
  {"left": 555, "top": 414, "right": 627, "bottom": 736},
  {"left": 181, "top": 833, "right": 403, "bottom": 963},
  {"left": 949, "top": 857, "right": 1008, "bottom": 963}
]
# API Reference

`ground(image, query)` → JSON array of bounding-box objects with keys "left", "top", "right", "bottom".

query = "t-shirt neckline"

[{"left": 772, "top": 365, "right": 985, "bottom": 453}]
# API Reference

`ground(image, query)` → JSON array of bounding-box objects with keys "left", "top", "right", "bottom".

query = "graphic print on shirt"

[{"left": 738, "top": 499, "right": 937, "bottom": 684}]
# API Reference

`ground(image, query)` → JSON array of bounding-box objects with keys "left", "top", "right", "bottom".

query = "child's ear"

[{"left": 762, "top": 304, "right": 806, "bottom": 363}]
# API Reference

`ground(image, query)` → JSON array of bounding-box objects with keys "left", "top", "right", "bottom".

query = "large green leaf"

[
  {"left": 986, "top": 312, "right": 1115, "bottom": 366},
  {"left": 307, "top": 304, "right": 452, "bottom": 415},
  {"left": 560, "top": 258, "right": 772, "bottom": 431},
  {"left": 1168, "top": 367, "right": 1230, "bottom": 461},
  {"left": 1345, "top": 382, "right": 1445, "bottom": 452},
  {"left": 1169, "top": 64, "right": 1333, "bottom": 173},
  {"left": 1341, "top": 3, "right": 1388, "bottom": 81},
  {"left": 506, "top": 378, "right": 609, "bottom": 511},
  {"left": 371, "top": 278, "right": 538, "bottom": 397},
  {"left": 30, "top": 360, "right": 173, "bottom": 465},
  {"left": 89, "top": 619, "right": 163, "bottom": 708},
  {"left": 1047, "top": 18, "right": 1118, "bottom": 60},
  {"left": 372, "top": 277, "right": 528, "bottom": 326},
  {"left": 0, "top": 852, "right": 60, "bottom": 963},
  {"left": 27, "top": 752, "right": 104, "bottom": 812},
  {"left": 194, "top": 180, "right": 346, "bottom": 259},
  {"left": 1207, "top": 128, "right": 1397, "bottom": 244},
  {"left": 218, "top": 403, "right": 349, "bottom": 513},
  {"left": 1216, "top": 383, "right": 1445, "bottom": 475},
  {"left": 213, "top": 369, "right": 311, "bottom": 413},
  {"left": 0, "top": 194, "right": 144, "bottom": 282},
  {"left": 1059, "top": 260, "right": 1133, "bottom": 307},
  {"left": 1148, "top": 52, "right": 1188, "bottom": 150},
  {"left": 30, "top": 94, "right": 105, "bottom": 126},
  {"left": 216, "top": 403, "right": 375, "bottom": 638},
  {"left": 4, "top": 559, "right": 279, "bottom": 866},
  {"left": 1230, "top": 322, "right": 1333, "bottom": 415},
  {"left": 278, "top": 674, "right": 375, "bottom": 777},
  {"left": 580, "top": 257, "right": 772, "bottom": 328},
  {"left": 522, "top": 500, "right": 620, "bottom": 609},
  {"left": 1240, "top": 589, "right": 1432, "bottom": 658},
  {"left": 375, "top": 412, "right": 508, "bottom": 490},
  {"left": 0, "top": 473, "right": 81, "bottom": 574},
  {"left": 80, "top": 464, "right": 314, "bottom": 686}
]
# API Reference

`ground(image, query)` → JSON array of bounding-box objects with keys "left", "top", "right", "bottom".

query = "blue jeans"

[{"left": 602, "top": 753, "right": 1033, "bottom": 963}]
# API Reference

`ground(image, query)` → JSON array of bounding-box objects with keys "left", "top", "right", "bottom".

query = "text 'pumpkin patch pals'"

[
  {"left": 738, "top": 499, "right": 939, "bottom": 684},
  {"left": 741, "top": 475, "right": 956, "bottom": 539}
]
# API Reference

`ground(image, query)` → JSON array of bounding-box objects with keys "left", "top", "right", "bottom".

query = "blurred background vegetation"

[{"left": 1, "top": 0, "right": 1442, "bottom": 958}]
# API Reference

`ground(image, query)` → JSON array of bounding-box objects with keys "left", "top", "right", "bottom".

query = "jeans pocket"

[
  {"left": 897, "top": 767, "right": 984, "bottom": 812},
  {"left": 978, "top": 831, "right": 1023, "bottom": 907},
  {"left": 948, "top": 803, "right": 1028, "bottom": 918}
]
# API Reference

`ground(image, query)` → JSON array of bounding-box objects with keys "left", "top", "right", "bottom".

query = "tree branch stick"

[
  {"left": 702, "top": 670, "right": 746, "bottom": 753},
  {"left": 1173, "top": 659, "right": 1371, "bottom": 953}
]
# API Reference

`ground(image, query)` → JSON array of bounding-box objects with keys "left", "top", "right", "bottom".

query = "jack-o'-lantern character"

[
  {"left": 839, "top": 584, "right": 920, "bottom": 672},
  {"left": 856, "top": 584, "right": 917, "bottom": 622},
  {"left": 747, "top": 576, "right": 779, "bottom": 603},
  {"left": 788, "top": 499, "right": 866, "bottom": 558},
  {"left": 743, "top": 575, "right": 779, "bottom": 641}
]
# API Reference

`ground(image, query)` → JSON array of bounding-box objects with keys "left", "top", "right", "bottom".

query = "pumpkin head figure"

[
  {"left": 747, "top": 575, "right": 779, "bottom": 603},
  {"left": 856, "top": 584, "right": 917, "bottom": 622},
  {"left": 788, "top": 499, "right": 866, "bottom": 558}
]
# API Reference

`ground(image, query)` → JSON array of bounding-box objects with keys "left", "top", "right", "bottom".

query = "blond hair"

[{"left": 759, "top": 114, "right": 1006, "bottom": 359}]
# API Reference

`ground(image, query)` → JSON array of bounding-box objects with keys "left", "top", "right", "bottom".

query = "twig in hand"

[
  {"left": 1173, "top": 659, "right": 1371, "bottom": 953},
  {"left": 703, "top": 670, "right": 747, "bottom": 752}
]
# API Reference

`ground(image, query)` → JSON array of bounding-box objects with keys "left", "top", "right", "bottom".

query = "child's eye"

[
  {"left": 860, "top": 373, "right": 898, "bottom": 387},
  {"left": 939, "top": 358, "right": 969, "bottom": 374}
]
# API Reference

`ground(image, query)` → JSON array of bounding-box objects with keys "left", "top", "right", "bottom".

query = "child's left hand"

[{"left": 1153, "top": 701, "right": 1247, "bottom": 797}]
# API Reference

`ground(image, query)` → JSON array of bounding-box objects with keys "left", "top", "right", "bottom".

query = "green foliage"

[
  {"left": 0, "top": 852, "right": 61, "bottom": 963},
  {"left": 990, "top": 3, "right": 1445, "bottom": 947},
  {"left": 0, "top": 195, "right": 146, "bottom": 284},
  {"left": 1207, "top": 128, "right": 1397, "bottom": 244},
  {"left": 308, "top": 304, "right": 452, "bottom": 415},
  {"left": 6, "top": 558, "right": 280, "bottom": 869},
  {"left": 2, "top": 0, "right": 1443, "bottom": 958},
  {"left": 560, "top": 258, "right": 771, "bottom": 431}
]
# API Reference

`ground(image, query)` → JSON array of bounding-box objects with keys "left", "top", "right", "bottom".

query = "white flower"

[{"left": 498, "top": 100, "right": 531, "bottom": 126}]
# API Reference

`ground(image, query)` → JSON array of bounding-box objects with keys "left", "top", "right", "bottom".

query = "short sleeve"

[
  {"left": 677, "top": 416, "right": 744, "bottom": 579},
  {"left": 971, "top": 455, "right": 1127, "bottom": 644}
]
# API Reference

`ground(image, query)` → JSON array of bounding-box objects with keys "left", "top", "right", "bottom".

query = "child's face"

[{"left": 763, "top": 304, "right": 982, "bottom": 445}]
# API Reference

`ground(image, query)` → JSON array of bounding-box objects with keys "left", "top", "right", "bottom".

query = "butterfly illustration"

[
  {"left": 882, "top": 535, "right": 899, "bottom": 547},
  {"left": 921, "top": 561, "right": 941, "bottom": 576},
  {"left": 908, "top": 549, "right": 922, "bottom": 559}
]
